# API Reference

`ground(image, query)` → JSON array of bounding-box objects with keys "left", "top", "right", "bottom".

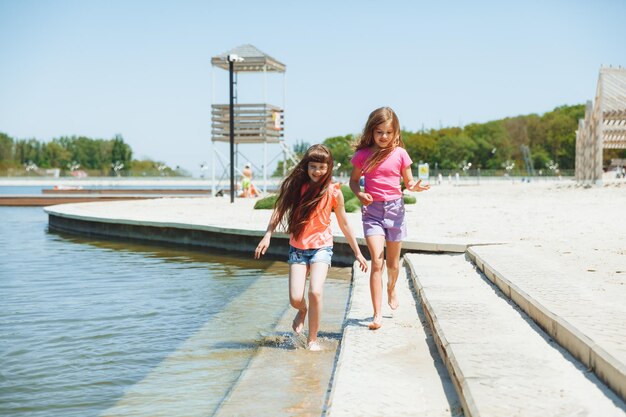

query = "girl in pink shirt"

[
  {"left": 255, "top": 144, "right": 367, "bottom": 350},
  {"left": 350, "top": 107, "right": 430, "bottom": 330}
]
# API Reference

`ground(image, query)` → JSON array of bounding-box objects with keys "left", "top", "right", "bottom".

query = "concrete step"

[
  {"left": 405, "top": 253, "right": 626, "bottom": 417},
  {"left": 468, "top": 244, "right": 626, "bottom": 401},
  {"left": 326, "top": 262, "right": 462, "bottom": 417}
]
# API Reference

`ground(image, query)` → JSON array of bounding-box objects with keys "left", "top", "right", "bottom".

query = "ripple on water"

[{"left": 0, "top": 207, "right": 351, "bottom": 417}]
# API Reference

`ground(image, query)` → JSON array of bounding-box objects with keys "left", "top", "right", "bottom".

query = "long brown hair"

[
  {"left": 272, "top": 144, "right": 334, "bottom": 239},
  {"left": 354, "top": 107, "right": 404, "bottom": 173}
]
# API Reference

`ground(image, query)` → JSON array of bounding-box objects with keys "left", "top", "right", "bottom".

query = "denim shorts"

[
  {"left": 361, "top": 197, "right": 407, "bottom": 242},
  {"left": 287, "top": 246, "right": 333, "bottom": 266}
]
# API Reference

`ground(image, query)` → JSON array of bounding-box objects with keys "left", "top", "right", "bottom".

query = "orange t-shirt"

[{"left": 289, "top": 183, "right": 341, "bottom": 250}]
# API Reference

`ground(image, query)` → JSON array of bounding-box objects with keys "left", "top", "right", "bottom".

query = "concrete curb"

[
  {"left": 323, "top": 262, "right": 358, "bottom": 415},
  {"left": 46, "top": 210, "right": 301, "bottom": 261},
  {"left": 404, "top": 256, "right": 481, "bottom": 417},
  {"left": 467, "top": 247, "right": 626, "bottom": 402},
  {"left": 44, "top": 206, "right": 467, "bottom": 267}
]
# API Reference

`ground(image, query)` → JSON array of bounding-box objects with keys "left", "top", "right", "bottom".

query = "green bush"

[
  {"left": 403, "top": 194, "right": 416, "bottom": 204},
  {"left": 255, "top": 187, "right": 363, "bottom": 211},
  {"left": 344, "top": 197, "right": 361, "bottom": 213},
  {"left": 254, "top": 194, "right": 278, "bottom": 210},
  {"left": 340, "top": 184, "right": 356, "bottom": 201}
]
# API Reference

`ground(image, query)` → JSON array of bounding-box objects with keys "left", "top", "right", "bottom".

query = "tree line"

[
  {"left": 5, "top": 104, "right": 623, "bottom": 178},
  {"left": 292, "top": 104, "right": 624, "bottom": 177},
  {"left": 0, "top": 133, "right": 183, "bottom": 176}
]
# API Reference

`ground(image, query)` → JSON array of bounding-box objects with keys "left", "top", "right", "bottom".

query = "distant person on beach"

[
  {"left": 350, "top": 107, "right": 430, "bottom": 330},
  {"left": 255, "top": 144, "right": 368, "bottom": 351},
  {"left": 241, "top": 163, "right": 253, "bottom": 198}
]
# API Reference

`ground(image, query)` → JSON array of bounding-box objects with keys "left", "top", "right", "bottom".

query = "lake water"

[{"left": 0, "top": 207, "right": 351, "bottom": 416}]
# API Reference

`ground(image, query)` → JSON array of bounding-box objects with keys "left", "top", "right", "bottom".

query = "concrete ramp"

[
  {"left": 326, "top": 262, "right": 462, "bottom": 417},
  {"left": 405, "top": 253, "right": 626, "bottom": 417}
]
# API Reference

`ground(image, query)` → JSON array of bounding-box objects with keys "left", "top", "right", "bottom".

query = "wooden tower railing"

[{"left": 211, "top": 103, "right": 284, "bottom": 144}]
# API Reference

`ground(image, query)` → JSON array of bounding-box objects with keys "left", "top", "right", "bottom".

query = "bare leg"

[
  {"left": 289, "top": 264, "right": 308, "bottom": 334},
  {"left": 365, "top": 235, "right": 386, "bottom": 330},
  {"left": 307, "top": 262, "right": 329, "bottom": 346},
  {"left": 385, "top": 241, "right": 402, "bottom": 310}
]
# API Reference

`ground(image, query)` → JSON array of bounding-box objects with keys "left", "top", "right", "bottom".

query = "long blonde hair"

[
  {"left": 354, "top": 107, "right": 404, "bottom": 173},
  {"left": 273, "top": 144, "right": 334, "bottom": 240}
]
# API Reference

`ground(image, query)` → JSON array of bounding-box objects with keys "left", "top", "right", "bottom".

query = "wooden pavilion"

[{"left": 576, "top": 67, "right": 626, "bottom": 184}]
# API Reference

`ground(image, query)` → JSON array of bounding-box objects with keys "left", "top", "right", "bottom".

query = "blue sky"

[{"left": 1, "top": 0, "right": 625, "bottom": 176}]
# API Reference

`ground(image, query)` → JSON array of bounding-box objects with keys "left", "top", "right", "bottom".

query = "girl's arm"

[
  {"left": 334, "top": 191, "right": 368, "bottom": 272},
  {"left": 402, "top": 166, "right": 430, "bottom": 192},
  {"left": 349, "top": 166, "right": 373, "bottom": 206},
  {"left": 255, "top": 209, "right": 280, "bottom": 259}
]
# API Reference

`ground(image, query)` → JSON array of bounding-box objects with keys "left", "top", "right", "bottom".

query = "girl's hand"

[
  {"left": 408, "top": 179, "right": 430, "bottom": 192},
  {"left": 255, "top": 235, "right": 271, "bottom": 259},
  {"left": 355, "top": 253, "right": 368, "bottom": 272},
  {"left": 358, "top": 192, "right": 374, "bottom": 206}
]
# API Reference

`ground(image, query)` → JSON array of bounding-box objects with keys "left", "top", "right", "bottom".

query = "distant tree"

[
  {"left": 403, "top": 130, "right": 437, "bottom": 165},
  {"left": 464, "top": 121, "right": 512, "bottom": 169},
  {"left": 540, "top": 105, "right": 583, "bottom": 168},
  {"left": 111, "top": 134, "right": 132, "bottom": 168},
  {"left": 42, "top": 141, "right": 71, "bottom": 168},
  {"left": 437, "top": 138, "right": 473, "bottom": 170},
  {"left": 14, "top": 139, "right": 42, "bottom": 165},
  {"left": 292, "top": 140, "right": 311, "bottom": 156},
  {"left": 323, "top": 134, "right": 354, "bottom": 174},
  {"left": 0, "top": 132, "right": 14, "bottom": 166},
  {"left": 129, "top": 159, "right": 183, "bottom": 176},
  {"left": 432, "top": 128, "right": 477, "bottom": 170},
  {"left": 530, "top": 147, "right": 551, "bottom": 170}
]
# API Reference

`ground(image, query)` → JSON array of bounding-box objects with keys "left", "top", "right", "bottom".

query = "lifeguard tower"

[
  {"left": 210, "top": 45, "right": 295, "bottom": 198},
  {"left": 576, "top": 67, "right": 626, "bottom": 184}
]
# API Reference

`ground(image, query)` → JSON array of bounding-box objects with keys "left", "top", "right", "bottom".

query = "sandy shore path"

[{"left": 405, "top": 181, "right": 625, "bottom": 278}]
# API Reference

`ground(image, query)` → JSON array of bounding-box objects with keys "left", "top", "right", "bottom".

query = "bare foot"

[
  {"left": 368, "top": 315, "right": 382, "bottom": 330},
  {"left": 307, "top": 340, "right": 321, "bottom": 351},
  {"left": 292, "top": 308, "right": 307, "bottom": 335},
  {"left": 387, "top": 285, "right": 399, "bottom": 310}
]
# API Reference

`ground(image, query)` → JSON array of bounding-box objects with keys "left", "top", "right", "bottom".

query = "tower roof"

[{"left": 211, "top": 44, "right": 286, "bottom": 73}]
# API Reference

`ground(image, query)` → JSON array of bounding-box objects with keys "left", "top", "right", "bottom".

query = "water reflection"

[
  {"left": 0, "top": 208, "right": 350, "bottom": 417},
  {"left": 50, "top": 227, "right": 290, "bottom": 272}
]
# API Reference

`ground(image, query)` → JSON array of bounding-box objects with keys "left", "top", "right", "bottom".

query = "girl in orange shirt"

[{"left": 255, "top": 144, "right": 367, "bottom": 351}]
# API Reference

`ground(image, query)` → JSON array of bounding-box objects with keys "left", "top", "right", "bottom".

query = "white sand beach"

[{"left": 401, "top": 180, "right": 625, "bottom": 280}]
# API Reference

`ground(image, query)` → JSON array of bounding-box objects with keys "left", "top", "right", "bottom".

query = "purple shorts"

[{"left": 361, "top": 197, "right": 407, "bottom": 242}]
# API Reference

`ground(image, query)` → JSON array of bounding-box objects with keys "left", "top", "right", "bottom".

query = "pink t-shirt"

[{"left": 351, "top": 147, "right": 412, "bottom": 202}]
